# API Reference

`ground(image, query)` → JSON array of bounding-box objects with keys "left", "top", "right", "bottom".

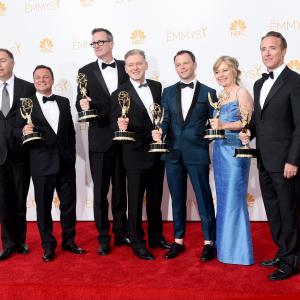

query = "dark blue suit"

[{"left": 161, "top": 81, "right": 216, "bottom": 241}]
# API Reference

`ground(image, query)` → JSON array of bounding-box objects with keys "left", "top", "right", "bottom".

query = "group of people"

[{"left": 0, "top": 28, "right": 299, "bottom": 281}]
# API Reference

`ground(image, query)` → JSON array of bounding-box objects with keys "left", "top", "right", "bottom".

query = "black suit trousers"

[
  {"left": 259, "top": 169, "right": 300, "bottom": 271},
  {"left": 32, "top": 163, "right": 77, "bottom": 250},
  {"left": 89, "top": 144, "right": 127, "bottom": 244},
  {"left": 0, "top": 158, "right": 30, "bottom": 248},
  {"left": 126, "top": 160, "right": 164, "bottom": 248}
]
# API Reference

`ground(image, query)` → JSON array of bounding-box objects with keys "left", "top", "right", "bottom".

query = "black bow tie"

[
  {"left": 179, "top": 82, "right": 194, "bottom": 89},
  {"left": 138, "top": 82, "right": 148, "bottom": 88},
  {"left": 262, "top": 71, "right": 274, "bottom": 80},
  {"left": 102, "top": 62, "right": 116, "bottom": 69},
  {"left": 42, "top": 95, "right": 55, "bottom": 103}
]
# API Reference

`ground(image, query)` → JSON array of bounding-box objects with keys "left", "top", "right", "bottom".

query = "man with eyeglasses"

[{"left": 76, "top": 28, "right": 129, "bottom": 255}]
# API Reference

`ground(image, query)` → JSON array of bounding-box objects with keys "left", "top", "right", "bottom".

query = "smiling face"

[
  {"left": 174, "top": 53, "right": 197, "bottom": 82},
  {"left": 260, "top": 36, "right": 286, "bottom": 71},
  {"left": 125, "top": 53, "right": 148, "bottom": 83},
  {"left": 33, "top": 68, "right": 53, "bottom": 96},
  {"left": 0, "top": 50, "right": 14, "bottom": 81},
  {"left": 214, "top": 61, "right": 236, "bottom": 88}
]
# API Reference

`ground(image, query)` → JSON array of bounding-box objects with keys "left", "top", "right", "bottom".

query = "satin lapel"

[
  {"left": 175, "top": 83, "right": 184, "bottom": 124},
  {"left": 184, "top": 81, "right": 200, "bottom": 125},
  {"left": 262, "top": 69, "right": 288, "bottom": 111},
  {"left": 55, "top": 96, "right": 65, "bottom": 135},
  {"left": 116, "top": 60, "right": 124, "bottom": 88},
  {"left": 147, "top": 80, "right": 160, "bottom": 105},
  {"left": 10, "top": 77, "right": 21, "bottom": 116},
  {"left": 254, "top": 78, "right": 264, "bottom": 116},
  {"left": 92, "top": 61, "right": 110, "bottom": 96}
]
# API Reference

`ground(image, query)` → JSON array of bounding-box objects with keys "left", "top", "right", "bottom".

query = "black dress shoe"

[
  {"left": 16, "top": 244, "right": 29, "bottom": 255},
  {"left": 268, "top": 267, "right": 299, "bottom": 281},
  {"left": 200, "top": 244, "right": 216, "bottom": 262},
  {"left": 0, "top": 247, "right": 16, "bottom": 260},
  {"left": 62, "top": 243, "right": 86, "bottom": 254},
  {"left": 98, "top": 243, "right": 110, "bottom": 256},
  {"left": 149, "top": 237, "right": 172, "bottom": 249},
  {"left": 164, "top": 242, "right": 185, "bottom": 259},
  {"left": 114, "top": 236, "right": 131, "bottom": 246},
  {"left": 260, "top": 257, "right": 280, "bottom": 268},
  {"left": 133, "top": 247, "right": 155, "bottom": 260},
  {"left": 42, "top": 249, "right": 55, "bottom": 262}
]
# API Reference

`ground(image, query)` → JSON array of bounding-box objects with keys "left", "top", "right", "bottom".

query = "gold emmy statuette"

[
  {"left": 113, "top": 91, "right": 135, "bottom": 142},
  {"left": 20, "top": 98, "right": 44, "bottom": 146},
  {"left": 234, "top": 107, "right": 257, "bottom": 158},
  {"left": 204, "top": 92, "right": 226, "bottom": 139},
  {"left": 149, "top": 103, "right": 169, "bottom": 153},
  {"left": 77, "top": 73, "right": 98, "bottom": 122}
]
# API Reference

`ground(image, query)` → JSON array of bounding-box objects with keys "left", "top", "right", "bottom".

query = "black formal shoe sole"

[
  {"left": 260, "top": 259, "right": 280, "bottom": 268},
  {"left": 268, "top": 269, "right": 299, "bottom": 281},
  {"left": 62, "top": 245, "right": 86, "bottom": 254},
  {"left": 42, "top": 254, "right": 55, "bottom": 262}
]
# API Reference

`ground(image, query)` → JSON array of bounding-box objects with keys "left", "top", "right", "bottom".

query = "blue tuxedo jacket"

[{"left": 161, "top": 81, "right": 217, "bottom": 164}]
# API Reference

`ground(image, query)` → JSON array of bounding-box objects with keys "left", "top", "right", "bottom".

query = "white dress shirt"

[
  {"left": 181, "top": 79, "right": 197, "bottom": 120},
  {"left": 36, "top": 92, "right": 59, "bottom": 134},
  {"left": 98, "top": 58, "right": 118, "bottom": 95},
  {"left": 131, "top": 79, "right": 153, "bottom": 120},
  {"left": 0, "top": 75, "right": 14, "bottom": 109},
  {"left": 260, "top": 64, "right": 286, "bottom": 108}
]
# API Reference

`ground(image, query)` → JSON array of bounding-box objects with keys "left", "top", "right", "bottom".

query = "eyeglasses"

[{"left": 90, "top": 40, "right": 111, "bottom": 47}]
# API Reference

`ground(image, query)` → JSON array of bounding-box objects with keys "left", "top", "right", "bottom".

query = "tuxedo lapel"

[
  {"left": 175, "top": 83, "right": 184, "bottom": 124},
  {"left": 254, "top": 78, "right": 264, "bottom": 116},
  {"left": 32, "top": 95, "right": 57, "bottom": 135},
  {"left": 92, "top": 61, "right": 110, "bottom": 96},
  {"left": 262, "top": 67, "right": 289, "bottom": 112},
  {"left": 55, "top": 96, "right": 65, "bottom": 135},
  {"left": 184, "top": 81, "right": 200, "bottom": 125}
]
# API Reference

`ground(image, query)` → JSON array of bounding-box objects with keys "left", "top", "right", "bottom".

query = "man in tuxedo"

[
  {"left": 0, "top": 49, "right": 34, "bottom": 260},
  {"left": 240, "top": 31, "right": 300, "bottom": 280},
  {"left": 17, "top": 65, "right": 85, "bottom": 262},
  {"left": 76, "top": 28, "right": 129, "bottom": 255},
  {"left": 152, "top": 50, "right": 216, "bottom": 260},
  {"left": 111, "top": 49, "right": 171, "bottom": 260}
]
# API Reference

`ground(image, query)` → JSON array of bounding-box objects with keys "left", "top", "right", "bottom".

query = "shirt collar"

[
  {"left": 267, "top": 64, "right": 286, "bottom": 80},
  {"left": 0, "top": 75, "right": 14, "bottom": 86},
  {"left": 130, "top": 78, "right": 147, "bottom": 89}
]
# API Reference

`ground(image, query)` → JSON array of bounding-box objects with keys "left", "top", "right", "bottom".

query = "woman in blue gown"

[{"left": 209, "top": 56, "right": 254, "bottom": 265}]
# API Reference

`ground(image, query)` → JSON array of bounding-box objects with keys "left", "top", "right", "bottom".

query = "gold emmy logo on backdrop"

[
  {"left": 247, "top": 193, "right": 255, "bottom": 207},
  {"left": 150, "top": 73, "right": 160, "bottom": 81},
  {"left": 10, "top": 42, "right": 22, "bottom": 55},
  {"left": 25, "top": 0, "right": 61, "bottom": 13},
  {"left": 269, "top": 19, "right": 300, "bottom": 32},
  {"left": 53, "top": 194, "right": 60, "bottom": 208},
  {"left": 241, "top": 65, "right": 262, "bottom": 81},
  {"left": 72, "top": 39, "right": 90, "bottom": 50},
  {"left": 288, "top": 60, "right": 300, "bottom": 73},
  {"left": 0, "top": 1, "right": 7, "bottom": 16},
  {"left": 166, "top": 26, "right": 208, "bottom": 42},
  {"left": 80, "top": 0, "right": 95, "bottom": 7},
  {"left": 54, "top": 79, "right": 68, "bottom": 93},
  {"left": 230, "top": 19, "right": 247, "bottom": 36},
  {"left": 40, "top": 38, "right": 54, "bottom": 53},
  {"left": 131, "top": 30, "right": 146, "bottom": 44}
]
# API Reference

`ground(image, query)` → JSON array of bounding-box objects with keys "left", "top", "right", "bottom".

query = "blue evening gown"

[{"left": 213, "top": 100, "right": 254, "bottom": 265}]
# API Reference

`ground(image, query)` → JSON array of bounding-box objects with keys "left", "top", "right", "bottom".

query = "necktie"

[
  {"left": 1, "top": 83, "right": 10, "bottom": 117},
  {"left": 43, "top": 95, "right": 55, "bottom": 103},
  {"left": 138, "top": 82, "right": 148, "bottom": 88},
  {"left": 102, "top": 62, "right": 116, "bottom": 69},
  {"left": 262, "top": 71, "right": 274, "bottom": 80},
  {"left": 179, "top": 82, "right": 194, "bottom": 89}
]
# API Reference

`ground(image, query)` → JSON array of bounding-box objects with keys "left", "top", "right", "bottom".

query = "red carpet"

[{"left": 0, "top": 222, "right": 300, "bottom": 300}]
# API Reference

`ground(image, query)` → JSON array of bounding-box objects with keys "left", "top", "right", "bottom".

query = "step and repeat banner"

[{"left": 1, "top": 0, "right": 300, "bottom": 221}]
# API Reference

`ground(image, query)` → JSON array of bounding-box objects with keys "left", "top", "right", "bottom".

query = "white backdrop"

[{"left": 1, "top": 0, "right": 300, "bottom": 221}]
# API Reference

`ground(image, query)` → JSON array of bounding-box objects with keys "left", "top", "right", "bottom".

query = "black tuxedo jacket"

[
  {"left": 0, "top": 77, "right": 34, "bottom": 165},
  {"left": 75, "top": 59, "right": 129, "bottom": 152},
  {"left": 111, "top": 79, "right": 162, "bottom": 170},
  {"left": 252, "top": 66, "right": 300, "bottom": 172},
  {"left": 15, "top": 95, "right": 75, "bottom": 176}
]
